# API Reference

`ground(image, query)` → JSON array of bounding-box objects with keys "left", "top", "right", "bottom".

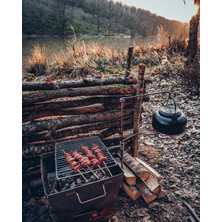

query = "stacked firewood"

[{"left": 116, "top": 151, "right": 166, "bottom": 204}]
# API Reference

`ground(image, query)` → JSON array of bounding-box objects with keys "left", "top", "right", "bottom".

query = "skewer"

[
  {"left": 98, "top": 165, "right": 106, "bottom": 175},
  {"left": 62, "top": 149, "right": 88, "bottom": 183},
  {"left": 87, "top": 166, "right": 100, "bottom": 180},
  {"left": 77, "top": 169, "right": 88, "bottom": 183},
  {"left": 103, "top": 161, "right": 113, "bottom": 177},
  {"left": 80, "top": 144, "right": 106, "bottom": 176}
]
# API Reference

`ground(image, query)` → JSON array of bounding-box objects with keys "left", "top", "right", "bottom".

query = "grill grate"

[{"left": 55, "top": 136, "right": 117, "bottom": 179}]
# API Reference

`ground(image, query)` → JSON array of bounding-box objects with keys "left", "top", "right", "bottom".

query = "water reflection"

[{"left": 22, "top": 36, "right": 158, "bottom": 63}]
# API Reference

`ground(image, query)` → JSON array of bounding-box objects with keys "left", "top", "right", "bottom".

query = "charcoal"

[
  {"left": 61, "top": 178, "right": 67, "bottom": 184},
  {"left": 89, "top": 174, "right": 97, "bottom": 181},
  {"left": 64, "top": 183, "right": 70, "bottom": 189},
  {"left": 97, "top": 172, "right": 103, "bottom": 179},
  {"left": 67, "top": 177, "right": 74, "bottom": 183},
  {"left": 76, "top": 178, "right": 82, "bottom": 185},
  {"left": 70, "top": 182, "right": 75, "bottom": 188}
]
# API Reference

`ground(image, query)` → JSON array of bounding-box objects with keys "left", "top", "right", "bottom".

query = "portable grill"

[
  {"left": 41, "top": 137, "right": 124, "bottom": 221},
  {"left": 55, "top": 136, "right": 117, "bottom": 179}
]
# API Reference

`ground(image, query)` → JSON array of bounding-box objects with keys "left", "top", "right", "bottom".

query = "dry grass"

[
  {"left": 25, "top": 44, "right": 48, "bottom": 75},
  {"left": 23, "top": 35, "right": 199, "bottom": 94}
]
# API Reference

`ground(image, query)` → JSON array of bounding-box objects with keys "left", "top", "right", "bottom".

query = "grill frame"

[
  {"left": 41, "top": 154, "right": 124, "bottom": 221},
  {"left": 55, "top": 136, "right": 117, "bottom": 180}
]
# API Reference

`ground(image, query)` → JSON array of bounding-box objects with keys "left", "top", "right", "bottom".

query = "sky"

[{"left": 113, "top": 0, "right": 198, "bottom": 23}]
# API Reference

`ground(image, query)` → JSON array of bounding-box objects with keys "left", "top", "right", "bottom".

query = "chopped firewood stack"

[{"left": 116, "top": 151, "right": 166, "bottom": 204}]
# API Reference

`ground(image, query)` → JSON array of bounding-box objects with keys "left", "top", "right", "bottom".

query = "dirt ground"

[
  {"left": 110, "top": 72, "right": 200, "bottom": 222},
  {"left": 22, "top": 69, "right": 200, "bottom": 222}
]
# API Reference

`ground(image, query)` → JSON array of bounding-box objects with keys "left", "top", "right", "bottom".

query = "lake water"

[{"left": 22, "top": 36, "right": 158, "bottom": 63}]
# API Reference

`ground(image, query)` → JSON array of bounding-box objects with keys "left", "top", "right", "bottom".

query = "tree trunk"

[{"left": 187, "top": 8, "right": 200, "bottom": 61}]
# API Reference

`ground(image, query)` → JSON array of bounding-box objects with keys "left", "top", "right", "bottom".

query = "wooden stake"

[
  {"left": 103, "top": 161, "right": 113, "bottom": 177},
  {"left": 87, "top": 166, "right": 99, "bottom": 180},
  {"left": 125, "top": 47, "right": 134, "bottom": 77},
  {"left": 132, "top": 64, "right": 146, "bottom": 157}
]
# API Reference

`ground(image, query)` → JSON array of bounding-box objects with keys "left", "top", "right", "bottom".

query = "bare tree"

[
  {"left": 186, "top": 0, "right": 200, "bottom": 60},
  {"left": 56, "top": 0, "right": 69, "bottom": 36}
]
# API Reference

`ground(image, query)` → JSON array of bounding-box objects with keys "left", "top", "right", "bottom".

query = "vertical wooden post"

[
  {"left": 132, "top": 63, "right": 146, "bottom": 157},
  {"left": 125, "top": 47, "right": 134, "bottom": 77}
]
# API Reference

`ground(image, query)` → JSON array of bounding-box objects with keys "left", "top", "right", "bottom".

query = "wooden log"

[
  {"left": 23, "top": 178, "right": 42, "bottom": 189},
  {"left": 22, "top": 84, "right": 136, "bottom": 106},
  {"left": 22, "top": 169, "right": 41, "bottom": 179},
  {"left": 115, "top": 158, "right": 136, "bottom": 186},
  {"left": 145, "top": 175, "right": 161, "bottom": 195},
  {"left": 22, "top": 91, "right": 150, "bottom": 115},
  {"left": 103, "top": 135, "right": 133, "bottom": 148},
  {"left": 22, "top": 156, "right": 40, "bottom": 172},
  {"left": 132, "top": 64, "right": 146, "bottom": 157},
  {"left": 137, "top": 180, "right": 157, "bottom": 204},
  {"left": 23, "top": 103, "right": 105, "bottom": 122},
  {"left": 22, "top": 77, "right": 138, "bottom": 91},
  {"left": 123, "top": 182, "right": 141, "bottom": 201},
  {"left": 125, "top": 47, "right": 134, "bottom": 77},
  {"left": 23, "top": 102, "right": 134, "bottom": 123},
  {"left": 135, "top": 157, "right": 163, "bottom": 181},
  {"left": 22, "top": 109, "right": 134, "bottom": 137},
  {"left": 157, "top": 189, "right": 167, "bottom": 199},
  {"left": 23, "top": 143, "right": 55, "bottom": 157},
  {"left": 121, "top": 151, "right": 150, "bottom": 180},
  {"left": 22, "top": 96, "right": 123, "bottom": 113},
  {"left": 23, "top": 117, "right": 133, "bottom": 144},
  {"left": 22, "top": 130, "right": 133, "bottom": 157}
]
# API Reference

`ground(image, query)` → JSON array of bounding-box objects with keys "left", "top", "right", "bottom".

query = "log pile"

[
  {"left": 116, "top": 151, "right": 166, "bottom": 204},
  {"left": 22, "top": 61, "right": 151, "bottom": 182},
  {"left": 22, "top": 79, "right": 150, "bottom": 157}
]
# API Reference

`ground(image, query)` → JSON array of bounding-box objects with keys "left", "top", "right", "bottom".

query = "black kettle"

[{"left": 152, "top": 97, "right": 187, "bottom": 135}]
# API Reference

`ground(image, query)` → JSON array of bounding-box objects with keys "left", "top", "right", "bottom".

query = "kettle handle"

[{"left": 165, "top": 93, "right": 177, "bottom": 113}]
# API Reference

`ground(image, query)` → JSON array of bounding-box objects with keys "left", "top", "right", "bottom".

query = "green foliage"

[{"left": 22, "top": 0, "right": 186, "bottom": 37}]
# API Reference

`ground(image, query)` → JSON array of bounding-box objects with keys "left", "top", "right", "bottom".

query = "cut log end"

[{"left": 123, "top": 182, "right": 141, "bottom": 201}]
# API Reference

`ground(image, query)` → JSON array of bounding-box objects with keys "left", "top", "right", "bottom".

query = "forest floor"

[
  {"left": 22, "top": 45, "right": 200, "bottom": 222},
  {"left": 22, "top": 69, "right": 199, "bottom": 222},
  {"left": 110, "top": 67, "right": 200, "bottom": 222}
]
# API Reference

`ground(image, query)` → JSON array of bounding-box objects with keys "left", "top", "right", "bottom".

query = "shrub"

[{"left": 25, "top": 44, "right": 48, "bottom": 75}]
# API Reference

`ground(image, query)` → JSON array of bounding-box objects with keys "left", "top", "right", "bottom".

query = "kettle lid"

[{"left": 159, "top": 106, "right": 182, "bottom": 118}]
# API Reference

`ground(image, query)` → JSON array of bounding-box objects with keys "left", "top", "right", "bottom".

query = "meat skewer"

[
  {"left": 92, "top": 144, "right": 113, "bottom": 177},
  {"left": 62, "top": 150, "right": 88, "bottom": 182},
  {"left": 72, "top": 150, "right": 99, "bottom": 180},
  {"left": 81, "top": 144, "right": 106, "bottom": 175}
]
